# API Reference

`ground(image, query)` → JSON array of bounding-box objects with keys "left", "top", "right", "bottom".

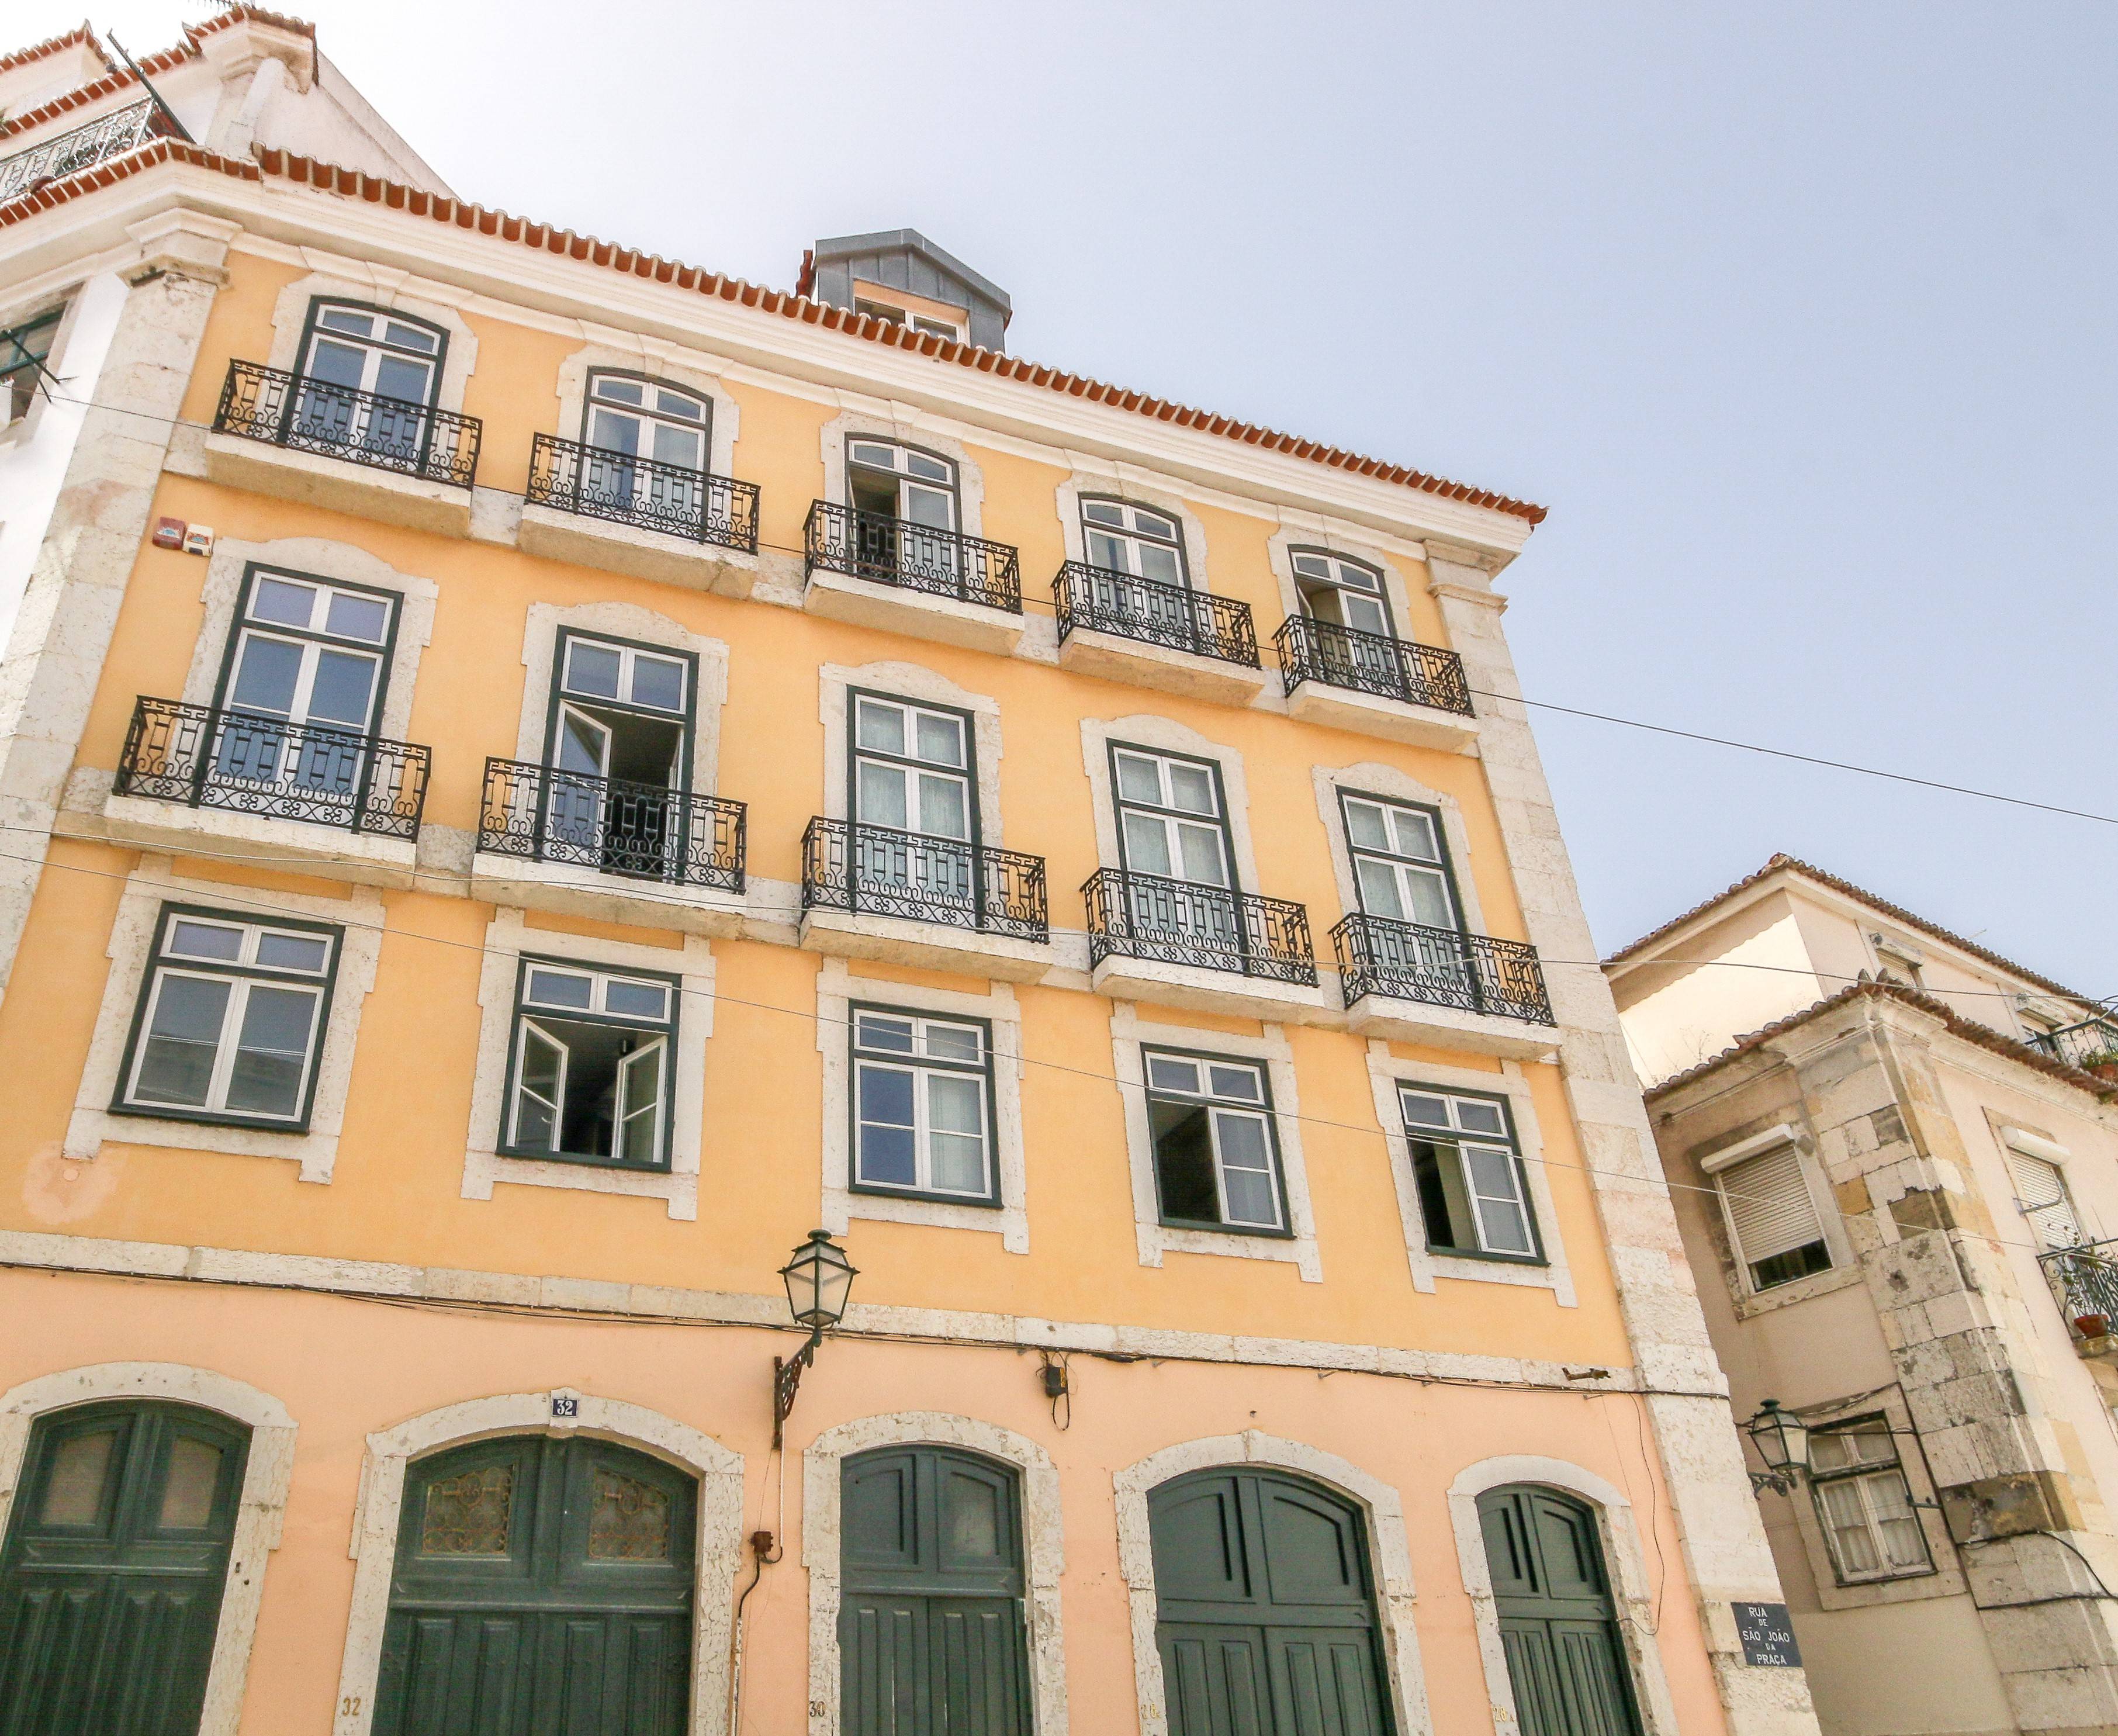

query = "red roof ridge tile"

[{"left": 0, "top": 22, "right": 107, "bottom": 82}]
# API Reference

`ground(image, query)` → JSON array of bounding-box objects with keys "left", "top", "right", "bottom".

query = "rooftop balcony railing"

[
  {"left": 805, "top": 501, "right": 1021, "bottom": 612},
  {"left": 527, "top": 433, "right": 759, "bottom": 553},
  {"left": 479, "top": 759, "right": 745, "bottom": 893},
  {"left": 1331, "top": 912, "right": 1553, "bottom": 1025},
  {"left": 1082, "top": 867, "right": 1314, "bottom": 985},
  {"left": 1273, "top": 615, "right": 1473, "bottom": 714},
  {"left": 1053, "top": 563, "right": 1258, "bottom": 666},
  {"left": 2040, "top": 1239, "right": 2118, "bottom": 1336},
  {"left": 2026, "top": 1016, "right": 2118, "bottom": 1074},
  {"left": 212, "top": 360, "right": 482, "bottom": 489},
  {"left": 801, "top": 818, "right": 1047, "bottom": 943},
  {"left": 115, "top": 697, "right": 430, "bottom": 841},
  {"left": 0, "top": 100, "right": 175, "bottom": 203}
]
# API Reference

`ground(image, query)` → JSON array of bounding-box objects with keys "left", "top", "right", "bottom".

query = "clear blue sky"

[{"left": 27, "top": 2, "right": 2117, "bottom": 995}]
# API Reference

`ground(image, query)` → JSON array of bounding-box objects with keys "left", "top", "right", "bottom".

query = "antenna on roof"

[{"left": 104, "top": 30, "right": 195, "bottom": 144}]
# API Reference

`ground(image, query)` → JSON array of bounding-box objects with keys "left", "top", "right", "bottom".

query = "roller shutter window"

[
  {"left": 2005, "top": 1150, "right": 2082, "bottom": 1251},
  {"left": 1721, "top": 1144, "right": 1832, "bottom": 1292}
]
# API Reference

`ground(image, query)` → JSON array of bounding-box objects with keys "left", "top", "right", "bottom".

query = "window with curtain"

[{"left": 1809, "top": 1419, "right": 1932, "bottom": 1583}]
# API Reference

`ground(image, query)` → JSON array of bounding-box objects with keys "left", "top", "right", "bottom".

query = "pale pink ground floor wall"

[{"left": 0, "top": 1267, "right": 1732, "bottom": 1736}]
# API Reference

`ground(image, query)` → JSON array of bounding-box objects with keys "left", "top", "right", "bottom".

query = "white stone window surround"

[
  {"left": 818, "top": 658, "right": 1005, "bottom": 839},
  {"left": 1446, "top": 1455, "right": 1684, "bottom": 1736},
  {"left": 552, "top": 335, "right": 741, "bottom": 479},
  {"left": 1114, "top": 1430, "right": 1425, "bottom": 1736},
  {"left": 1782, "top": 1386, "right": 1964, "bottom": 1611},
  {"left": 802, "top": 1412, "right": 1067, "bottom": 1736},
  {"left": 63, "top": 856, "right": 383, "bottom": 1180},
  {"left": 819, "top": 409, "right": 988, "bottom": 538},
  {"left": 1054, "top": 468, "right": 1213, "bottom": 593},
  {"left": 1365, "top": 1040, "right": 1576, "bottom": 1305},
  {"left": 259, "top": 265, "right": 479, "bottom": 412},
  {"left": 0, "top": 1362, "right": 296, "bottom": 1736},
  {"left": 1265, "top": 524, "right": 1427, "bottom": 645},
  {"left": 816, "top": 956, "right": 1029, "bottom": 1251},
  {"left": 0, "top": 278, "right": 105, "bottom": 453},
  {"left": 1312, "top": 760, "right": 1488, "bottom": 942},
  {"left": 1110, "top": 1003, "right": 1321, "bottom": 1281},
  {"left": 461, "top": 908, "right": 712, "bottom": 1220},
  {"left": 1695, "top": 1121, "right": 1853, "bottom": 1305},
  {"left": 1080, "top": 713, "right": 1260, "bottom": 890},
  {"left": 331, "top": 1389, "right": 744, "bottom": 1736}
]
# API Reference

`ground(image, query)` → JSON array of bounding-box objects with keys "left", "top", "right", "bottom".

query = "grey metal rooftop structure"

[{"left": 799, "top": 229, "right": 1012, "bottom": 352}]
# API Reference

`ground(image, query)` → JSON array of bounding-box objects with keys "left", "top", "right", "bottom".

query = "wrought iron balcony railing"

[
  {"left": 2025, "top": 1016, "right": 2118, "bottom": 1073},
  {"left": 804, "top": 501, "right": 1022, "bottom": 613},
  {"left": 212, "top": 361, "right": 482, "bottom": 488},
  {"left": 479, "top": 759, "right": 745, "bottom": 892},
  {"left": 801, "top": 817, "right": 1047, "bottom": 943},
  {"left": 2040, "top": 1240, "right": 2118, "bottom": 1332},
  {"left": 1331, "top": 912, "right": 1553, "bottom": 1025},
  {"left": 1273, "top": 615, "right": 1473, "bottom": 714},
  {"left": 0, "top": 101, "right": 176, "bottom": 203},
  {"left": 1053, "top": 563, "right": 1259, "bottom": 666},
  {"left": 115, "top": 697, "right": 429, "bottom": 841},
  {"left": 1081, "top": 867, "right": 1314, "bottom": 985},
  {"left": 526, "top": 433, "right": 759, "bottom": 553}
]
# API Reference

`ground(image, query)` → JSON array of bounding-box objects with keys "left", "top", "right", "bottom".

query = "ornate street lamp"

[
  {"left": 1743, "top": 1398, "right": 1811, "bottom": 1495},
  {"left": 772, "top": 1230, "right": 857, "bottom": 1447}
]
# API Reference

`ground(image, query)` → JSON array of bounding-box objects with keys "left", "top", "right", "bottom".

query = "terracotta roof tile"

[{"left": 0, "top": 23, "right": 107, "bottom": 81}]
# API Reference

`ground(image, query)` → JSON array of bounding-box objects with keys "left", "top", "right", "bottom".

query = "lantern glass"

[
  {"left": 1745, "top": 1399, "right": 1809, "bottom": 1478},
  {"left": 781, "top": 1230, "right": 857, "bottom": 1332}
]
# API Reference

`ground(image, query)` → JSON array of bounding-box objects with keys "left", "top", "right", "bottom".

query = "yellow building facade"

[{"left": 0, "top": 13, "right": 1814, "bottom": 1736}]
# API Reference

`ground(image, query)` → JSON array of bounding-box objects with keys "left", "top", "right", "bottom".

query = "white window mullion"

[{"left": 203, "top": 978, "right": 250, "bottom": 1112}]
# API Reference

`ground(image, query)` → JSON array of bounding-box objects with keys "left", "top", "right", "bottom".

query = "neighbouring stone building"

[
  {"left": 0, "top": 11, "right": 1816, "bottom": 1736},
  {"left": 1610, "top": 854, "right": 2118, "bottom": 1736}
]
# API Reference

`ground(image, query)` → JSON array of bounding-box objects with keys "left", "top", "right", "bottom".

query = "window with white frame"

[
  {"left": 583, "top": 372, "right": 710, "bottom": 470},
  {"left": 1341, "top": 793, "right": 1459, "bottom": 930},
  {"left": 502, "top": 958, "right": 677, "bottom": 1171},
  {"left": 1081, "top": 498, "right": 1188, "bottom": 586},
  {"left": 2004, "top": 1147, "right": 2082, "bottom": 1250},
  {"left": 1143, "top": 1050, "right": 1287, "bottom": 1233},
  {"left": 1808, "top": 1419, "right": 1933, "bottom": 1583},
  {"left": 1718, "top": 1143, "right": 1832, "bottom": 1292},
  {"left": 1400, "top": 1087, "right": 1540, "bottom": 1260},
  {"left": 1292, "top": 549, "right": 1393, "bottom": 637},
  {"left": 215, "top": 568, "right": 397, "bottom": 767},
  {"left": 299, "top": 302, "right": 442, "bottom": 406},
  {"left": 113, "top": 907, "right": 340, "bottom": 1129},
  {"left": 847, "top": 440, "right": 958, "bottom": 530},
  {"left": 851, "top": 1007, "right": 997, "bottom": 1204}
]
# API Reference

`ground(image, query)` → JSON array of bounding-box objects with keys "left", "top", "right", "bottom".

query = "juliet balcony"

[
  {"left": 2026, "top": 1016, "right": 2118, "bottom": 1080},
  {"left": 1053, "top": 564, "right": 1269, "bottom": 706},
  {"left": 0, "top": 100, "right": 177, "bottom": 204},
  {"left": 1331, "top": 912, "right": 1559, "bottom": 1058},
  {"left": 2039, "top": 1240, "right": 2118, "bottom": 1363},
  {"left": 102, "top": 697, "right": 430, "bottom": 886},
  {"left": 205, "top": 361, "right": 483, "bottom": 535},
  {"left": 803, "top": 502, "right": 1025, "bottom": 653},
  {"left": 1082, "top": 866, "right": 1326, "bottom": 1020},
  {"left": 799, "top": 817, "right": 1053, "bottom": 980},
  {"left": 517, "top": 434, "right": 762, "bottom": 597},
  {"left": 470, "top": 759, "right": 748, "bottom": 936},
  {"left": 1273, "top": 616, "right": 1479, "bottom": 752}
]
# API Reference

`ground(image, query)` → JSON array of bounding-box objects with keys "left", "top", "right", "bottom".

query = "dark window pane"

[
  {"left": 1752, "top": 1240, "right": 1833, "bottom": 1291},
  {"left": 1151, "top": 1099, "right": 1221, "bottom": 1224}
]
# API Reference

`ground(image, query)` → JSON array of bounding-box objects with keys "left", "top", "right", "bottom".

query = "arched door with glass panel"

[
  {"left": 1477, "top": 1485, "right": 1642, "bottom": 1736},
  {"left": 295, "top": 302, "right": 442, "bottom": 462},
  {"left": 1147, "top": 1468, "right": 1390, "bottom": 1736},
  {"left": 581, "top": 374, "right": 711, "bottom": 535},
  {"left": 1080, "top": 499, "right": 1197, "bottom": 647},
  {"left": 851, "top": 694, "right": 975, "bottom": 921},
  {"left": 847, "top": 441, "right": 961, "bottom": 589},
  {"left": 1112, "top": 745, "right": 1241, "bottom": 963},
  {"left": 544, "top": 634, "right": 693, "bottom": 879},
  {"left": 839, "top": 1445, "right": 1030, "bottom": 1736},
  {"left": 374, "top": 1435, "right": 695, "bottom": 1736},
  {"left": 0, "top": 1399, "right": 250, "bottom": 1736}
]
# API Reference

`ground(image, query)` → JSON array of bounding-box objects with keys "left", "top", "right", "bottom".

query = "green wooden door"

[
  {"left": 840, "top": 1445, "right": 1030, "bottom": 1736},
  {"left": 373, "top": 1435, "right": 695, "bottom": 1736},
  {"left": 0, "top": 1399, "right": 251, "bottom": 1736},
  {"left": 1148, "top": 1469, "right": 1391, "bottom": 1736},
  {"left": 1477, "top": 1486, "right": 1642, "bottom": 1736}
]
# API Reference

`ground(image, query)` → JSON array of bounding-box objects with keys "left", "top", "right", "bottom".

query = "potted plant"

[
  {"left": 2074, "top": 1048, "right": 2118, "bottom": 1084},
  {"left": 2076, "top": 1313, "right": 2112, "bottom": 1340}
]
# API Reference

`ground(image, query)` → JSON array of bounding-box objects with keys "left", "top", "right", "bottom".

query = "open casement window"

[
  {"left": 850, "top": 1007, "right": 998, "bottom": 1204},
  {"left": 504, "top": 959, "right": 677, "bottom": 1171},
  {"left": 1143, "top": 1049, "right": 1288, "bottom": 1233},
  {"left": 115, "top": 907, "right": 339, "bottom": 1129},
  {"left": 1718, "top": 1143, "right": 1832, "bottom": 1292},
  {"left": 847, "top": 440, "right": 961, "bottom": 580},
  {"left": 2006, "top": 1149, "right": 2083, "bottom": 1250},
  {"left": 1112, "top": 745, "right": 1240, "bottom": 956},
  {"left": 2, "top": 305, "right": 62, "bottom": 423},
  {"left": 1081, "top": 497, "right": 1188, "bottom": 586},
  {"left": 1292, "top": 549, "right": 1394, "bottom": 637},
  {"left": 544, "top": 631, "right": 695, "bottom": 879},
  {"left": 293, "top": 301, "right": 444, "bottom": 457},
  {"left": 851, "top": 691, "right": 976, "bottom": 902},
  {"left": 579, "top": 371, "right": 712, "bottom": 522},
  {"left": 1809, "top": 1419, "right": 1933, "bottom": 1583},
  {"left": 1399, "top": 1086, "right": 1541, "bottom": 1260}
]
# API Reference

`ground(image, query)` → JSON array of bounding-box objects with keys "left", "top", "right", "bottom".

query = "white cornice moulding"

[{"left": 0, "top": 161, "right": 1536, "bottom": 556}]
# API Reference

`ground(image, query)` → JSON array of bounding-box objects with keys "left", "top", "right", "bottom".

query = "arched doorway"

[
  {"left": 840, "top": 1444, "right": 1030, "bottom": 1735},
  {"left": 0, "top": 1398, "right": 251, "bottom": 1735},
  {"left": 1147, "top": 1467, "right": 1390, "bottom": 1734},
  {"left": 1476, "top": 1485, "right": 1642, "bottom": 1736},
  {"left": 373, "top": 1434, "right": 695, "bottom": 1735}
]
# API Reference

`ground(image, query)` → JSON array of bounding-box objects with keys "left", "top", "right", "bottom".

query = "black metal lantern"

[
  {"left": 772, "top": 1230, "right": 856, "bottom": 1447},
  {"left": 1744, "top": 1398, "right": 1810, "bottom": 1494}
]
